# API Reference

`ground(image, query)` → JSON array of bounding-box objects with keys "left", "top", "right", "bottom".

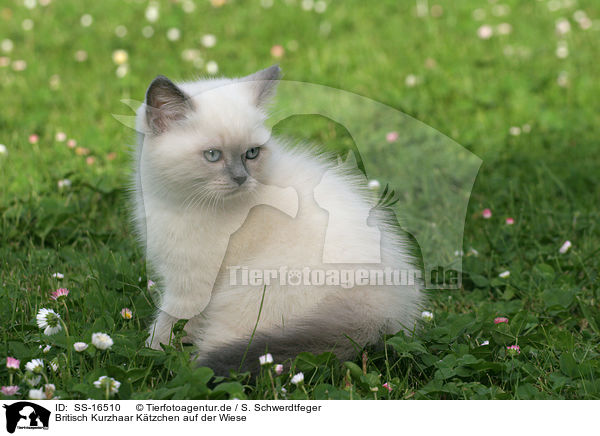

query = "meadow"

[{"left": 1, "top": 0, "right": 599, "bottom": 400}]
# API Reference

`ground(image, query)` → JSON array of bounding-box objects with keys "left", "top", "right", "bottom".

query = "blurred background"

[{"left": 0, "top": 0, "right": 598, "bottom": 196}]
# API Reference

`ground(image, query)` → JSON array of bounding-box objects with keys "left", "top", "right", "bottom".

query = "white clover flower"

[
  {"left": 93, "top": 376, "right": 121, "bottom": 395},
  {"left": 559, "top": 240, "right": 572, "bottom": 254},
  {"left": 314, "top": 0, "right": 327, "bottom": 14},
  {"left": 57, "top": 179, "right": 72, "bottom": 189},
  {"left": 480, "top": 340, "right": 490, "bottom": 346},
  {"left": 49, "top": 359, "right": 59, "bottom": 372},
  {"left": 145, "top": 3, "right": 159, "bottom": 22},
  {"left": 42, "top": 345, "right": 51, "bottom": 353},
  {"left": 421, "top": 311, "right": 434, "bottom": 321},
  {"left": 112, "top": 49, "right": 128, "bottom": 65},
  {"left": 556, "top": 41, "right": 569, "bottom": 59},
  {"left": 12, "top": 60, "right": 27, "bottom": 71},
  {"left": 36, "top": 308, "right": 62, "bottom": 335},
  {"left": 573, "top": 10, "right": 587, "bottom": 22},
  {"left": 22, "top": 19, "right": 34, "bottom": 31},
  {"left": 25, "top": 359, "right": 44, "bottom": 373},
  {"left": 472, "top": 8, "right": 485, "bottom": 20},
  {"left": 52, "top": 272, "right": 64, "bottom": 279},
  {"left": 201, "top": 34, "right": 217, "bottom": 48},
  {"left": 44, "top": 384, "right": 56, "bottom": 399},
  {"left": 509, "top": 126, "right": 521, "bottom": 136},
  {"left": 181, "top": 49, "right": 202, "bottom": 62},
  {"left": 142, "top": 26, "right": 154, "bottom": 38},
  {"left": 556, "top": 18, "right": 571, "bottom": 35},
  {"left": 496, "top": 22, "right": 512, "bottom": 35},
  {"left": 301, "top": 0, "right": 313, "bottom": 11},
  {"left": 80, "top": 14, "right": 93, "bottom": 27},
  {"left": 25, "top": 374, "right": 42, "bottom": 387},
  {"left": 259, "top": 353, "right": 273, "bottom": 366},
  {"left": 547, "top": 0, "right": 561, "bottom": 12},
  {"left": 405, "top": 74, "right": 418, "bottom": 87},
  {"left": 206, "top": 61, "right": 219, "bottom": 75},
  {"left": 557, "top": 71, "right": 569, "bottom": 88},
  {"left": 578, "top": 17, "right": 592, "bottom": 30},
  {"left": 274, "top": 364, "right": 284, "bottom": 375},
  {"left": 74, "top": 50, "right": 88, "bottom": 62},
  {"left": 477, "top": 25, "right": 493, "bottom": 39},
  {"left": 91, "top": 332, "right": 113, "bottom": 350},
  {"left": 167, "top": 28, "right": 181, "bottom": 41},
  {"left": 28, "top": 388, "right": 45, "bottom": 400},
  {"left": 498, "top": 270, "right": 510, "bottom": 279},
  {"left": 73, "top": 342, "right": 89, "bottom": 352},
  {"left": 290, "top": 372, "right": 304, "bottom": 385},
  {"left": 182, "top": 0, "right": 195, "bottom": 13},
  {"left": 0, "top": 144, "right": 7, "bottom": 155},
  {"left": 115, "top": 25, "right": 127, "bottom": 38},
  {"left": 1, "top": 39, "right": 13, "bottom": 53},
  {"left": 116, "top": 64, "right": 129, "bottom": 78}
]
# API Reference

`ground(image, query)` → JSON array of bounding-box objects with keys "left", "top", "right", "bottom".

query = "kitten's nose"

[{"left": 233, "top": 175, "right": 247, "bottom": 186}]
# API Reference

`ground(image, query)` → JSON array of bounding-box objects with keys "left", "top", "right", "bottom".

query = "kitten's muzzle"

[{"left": 233, "top": 175, "right": 247, "bottom": 185}]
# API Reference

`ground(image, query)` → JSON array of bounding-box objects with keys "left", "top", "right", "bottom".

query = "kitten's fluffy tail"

[{"left": 195, "top": 299, "right": 402, "bottom": 375}]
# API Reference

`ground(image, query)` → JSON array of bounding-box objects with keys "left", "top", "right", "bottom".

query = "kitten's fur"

[{"left": 133, "top": 65, "right": 423, "bottom": 374}]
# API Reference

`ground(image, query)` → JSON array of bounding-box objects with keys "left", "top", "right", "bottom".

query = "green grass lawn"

[{"left": 1, "top": 0, "right": 599, "bottom": 399}]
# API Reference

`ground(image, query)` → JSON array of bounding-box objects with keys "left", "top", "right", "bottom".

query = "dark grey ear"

[
  {"left": 243, "top": 65, "right": 282, "bottom": 107},
  {"left": 145, "top": 75, "right": 194, "bottom": 134}
]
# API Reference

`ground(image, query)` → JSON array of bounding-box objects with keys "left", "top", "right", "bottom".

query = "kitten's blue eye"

[
  {"left": 204, "top": 149, "right": 222, "bottom": 162},
  {"left": 245, "top": 147, "right": 260, "bottom": 160}
]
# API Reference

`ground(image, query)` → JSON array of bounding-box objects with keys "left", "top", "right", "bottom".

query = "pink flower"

[
  {"left": 67, "top": 139, "right": 77, "bottom": 148},
  {"left": 270, "top": 45, "right": 285, "bottom": 58},
  {"left": 506, "top": 345, "right": 520, "bottom": 355},
  {"left": 482, "top": 208, "right": 492, "bottom": 219},
  {"left": 50, "top": 288, "right": 69, "bottom": 300},
  {"left": 477, "top": 24, "right": 493, "bottom": 39},
  {"left": 494, "top": 317, "right": 509, "bottom": 325},
  {"left": 274, "top": 364, "right": 283, "bottom": 375},
  {"left": 29, "top": 134, "right": 39, "bottom": 144},
  {"left": 6, "top": 357, "right": 20, "bottom": 370},
  {"left": 382, "top": 382, "right": 392, "bottom": 393},
  {"left": 120, "top": 308, "right": 133, "bottom": 320},
  {"left": 505, "top": 217, "right": 515, "bottom": 225},
  {"left": 559, "top": 240, "right": 572, "bottom": 254},
  {"left": 1, "top": 386, "right": 20, "bottom": 396},
  {"left": 386, "top": 131, "right": 399, "bottom": 143}
]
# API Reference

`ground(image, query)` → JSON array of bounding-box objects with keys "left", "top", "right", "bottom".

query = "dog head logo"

[{"left": 3, "top": 402, "right": 50, "bottom": 433}]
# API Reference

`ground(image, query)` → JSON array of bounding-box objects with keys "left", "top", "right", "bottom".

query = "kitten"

[{"left": 132, "top": 65, "right": 423, "bottom": 374}]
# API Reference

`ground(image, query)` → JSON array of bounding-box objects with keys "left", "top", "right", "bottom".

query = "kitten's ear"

[
  {"left": 243, "top": 64, "right": 282, "bottom": 108},
  {"left": 145, "top": 75, "right": 194, "bottom": 134}
]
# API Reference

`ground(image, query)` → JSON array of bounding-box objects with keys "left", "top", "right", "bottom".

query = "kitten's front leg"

[{"left": 146, "top": 310, "right": 181, "bottom": 350}]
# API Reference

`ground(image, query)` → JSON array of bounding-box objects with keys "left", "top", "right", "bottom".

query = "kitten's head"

[{"left": 138, "top": 65, "right": 281, "bottom": 207}]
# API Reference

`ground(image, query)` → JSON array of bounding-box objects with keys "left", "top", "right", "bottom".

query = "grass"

[{"left": 1, "top": 0, "right": 599, "bottom": 399}]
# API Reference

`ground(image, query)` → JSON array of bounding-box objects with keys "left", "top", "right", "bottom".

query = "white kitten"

[{"left": 133, "top": 65, "right": 423, "bottom": 373}]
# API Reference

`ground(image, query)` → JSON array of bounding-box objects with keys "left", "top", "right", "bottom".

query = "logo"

[{"left": 2, "top": 402, "right": 50, "bottom": 434}]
